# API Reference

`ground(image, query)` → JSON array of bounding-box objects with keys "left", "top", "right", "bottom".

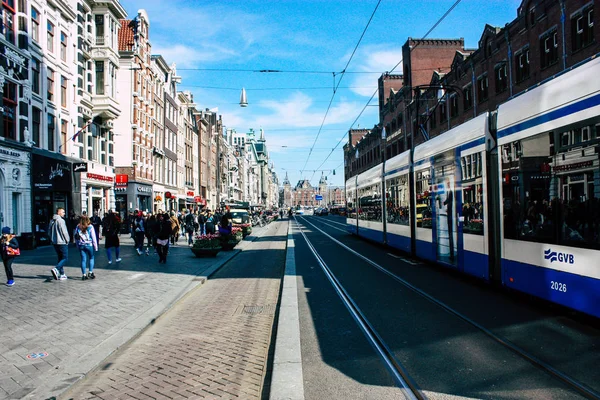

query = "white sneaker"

[
  {"left": 59, "top": 275, "right": 68, "bottom": 280},
  {"left": 116, "top": 258, "right": 122, "bottom": 263},
  {"left": 136, "top": 249, "right": 141, "bottom": 256},
  {"left": 108, "top": 261, "right": 112, "bottom": 265}
]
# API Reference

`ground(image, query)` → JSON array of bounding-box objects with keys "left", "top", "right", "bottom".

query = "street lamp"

[{"left": 240, "top": 88, "right": 248, "bottom": 107}]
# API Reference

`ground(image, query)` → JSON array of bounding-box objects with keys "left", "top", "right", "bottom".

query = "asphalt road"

[{"left": 292, "top": 214, "right": 600, "bottom": 399}]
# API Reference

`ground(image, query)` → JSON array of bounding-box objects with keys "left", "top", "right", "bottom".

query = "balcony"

[
  {"left": 92, "top": 94, "right": 121, "bottom": 119},
  {"left": 95, "top": 36, "right": 105, "bottom": 46}
]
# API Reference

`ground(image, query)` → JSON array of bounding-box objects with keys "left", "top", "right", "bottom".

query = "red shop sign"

[
  {"left": 87, "top": 173, "right": 114, "bottom": 183},
  {"left": 165, "top": 191, "right": 172, "bottom": 198},
  {"left": 187, "top": 191, "right": 195, "bottom": 196},
  {"left": 115, "top": 174, "right": 128, "bottom": 186}
]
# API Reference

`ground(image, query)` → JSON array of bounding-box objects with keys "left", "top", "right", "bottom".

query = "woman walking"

[
  {"left": 103, "top": 211, "right": 122, "bottom": 264},
  {"left": 1, "top": 226, "right": 19, "bottom": 286},
  {"left": 154, "top": 213, "right": 172, "bottom": 264},
  {"left": 75, "top": 216, "right": 98, "bottom": 280}
]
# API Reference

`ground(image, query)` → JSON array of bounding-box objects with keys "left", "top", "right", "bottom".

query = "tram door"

[{"left": 433, "top": 158, "right": 459, "bottom": 267}]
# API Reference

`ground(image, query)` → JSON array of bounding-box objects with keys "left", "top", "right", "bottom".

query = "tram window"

[
  {"left": 502, "top": 130, "right": 600, "bottom": 249},
  {"left": 385, "top": 175, "right": 410, "bottom": 225},
  {"left": 346, "top": 188, "right": 356, "bottom": 218},
  {"left": 461, "top": 152, "right": 484, "bottom": 235},
  {"left": 358, "top": 184, "right": 382, "bottom": 222},
  {"left": 415, "top": 169, "right": 433, "bottom": 229}
]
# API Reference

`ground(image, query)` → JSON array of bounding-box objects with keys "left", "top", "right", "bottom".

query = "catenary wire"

[
  {"left": 310, "top": 0, "right": 464, "bottom": 178},
  {"left": 300, "top": 0, "right": 383, "bottom": 176}
]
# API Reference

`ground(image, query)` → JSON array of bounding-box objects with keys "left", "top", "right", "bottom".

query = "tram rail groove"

[
  {"left": 297, "top": 215, "right": 600, "bottom": 400},
  {"left": 293, "top": 218, "right": 423, "bottom": 400}
]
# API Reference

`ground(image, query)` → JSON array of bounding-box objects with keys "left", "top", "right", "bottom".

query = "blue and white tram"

[
  {"left": 411, "top": 113, "right": 491, "bottom": 279},
  {"left": 496, "top": 56, "right": 600, "bottom": 318},
  {"left": 383, "top": 151, "right": 411, "bottom": 253},
  {"left": 355, "top": 164, "right": 384, "bottom": 243}
]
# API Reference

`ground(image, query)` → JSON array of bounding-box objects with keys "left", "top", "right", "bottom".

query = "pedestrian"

[
  {"left": 1, "top": 226, "right": 19, "bottom": 286},
  {"left": 90, "top": 210, "right": 102, "bottom": 242},
  {"left": 145, "top": 213, "right": 156, "bottom": 255},
  {"left": 133, "top": 211, "right": 145, "bottom": 255},
  {"left": 206, "top": 211, "right": 215, "bottom": 234},
  {"left": 169, "top": 211, "right": 180, "bottom": 245},
  {"left": 154, "top": 213, "right": 172, "bottom": 264},
  {"left": 75, "top": 216, "right": 98, "bottom": 280},
  {"left": 103, "top": 211, "right": 122, "bottom": 264},
  {"left": 49, "top": 207, "right": 70, "bottom": 280},
  {"left": 184, "top": 209, "right": 195, "bottom": 245},
  {"left": 198, "top": 211, "right": 207, "bottom": 235}
]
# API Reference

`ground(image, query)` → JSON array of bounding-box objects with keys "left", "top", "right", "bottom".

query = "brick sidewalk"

[
  {"left": 0, "top": 228, "right": 269, "bottom": 400},
  {"left": 65, "top": 220, "right": 287, "bottom": 400}
]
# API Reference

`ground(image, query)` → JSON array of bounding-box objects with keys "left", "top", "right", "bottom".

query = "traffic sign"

[{"left": 315, "top": 195, "right": 323, "bottom": 201}]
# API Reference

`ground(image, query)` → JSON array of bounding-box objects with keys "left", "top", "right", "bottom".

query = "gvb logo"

[{"left": 544, "top": 249, "right": 574, "bottom": 264}]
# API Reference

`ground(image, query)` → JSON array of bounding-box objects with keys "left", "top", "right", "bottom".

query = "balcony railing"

[{"left": 95, "top": 36, "right": 105, "bottom": 46}]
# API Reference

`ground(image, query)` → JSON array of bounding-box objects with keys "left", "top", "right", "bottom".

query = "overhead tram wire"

[
  {"left": 311, "top": 0, "right": 464, "bottom": 175},
  {"left": 301, "top": 0, "right": 383, "bottom": 177}
]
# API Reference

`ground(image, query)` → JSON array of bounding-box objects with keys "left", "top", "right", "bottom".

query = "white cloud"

[{"left": 342, "top": 45, "right": 404, "bottom": 97}]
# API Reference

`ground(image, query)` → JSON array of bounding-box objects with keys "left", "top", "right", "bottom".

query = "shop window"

[
  {"left": 502, "top": 130, "right": 600, "bottom": 249},
  {"left": 477, "top": 74, "right": 489, "bottom": 103},
  {"left": 495, "top": 63, "right": 508, "bottom": 94},
  {"left": 540, "top": 29, "right": 559, "bottom": 69},
  {"left": 572, "top": 7, "right": 594, "bottom": 52},
  {"left": 515, "top": 47, "right": 530, "bottom": 83},
  {"left": 31, "top": 6, "right": 39, "bottom": 42},
  {"left": 2, "top": 80, "right": 17, "bottom": 140},
  {"left": 463, "top": 85, "right": 473, "bottom": 111},
  {"left": 385, "top": 175, "right": 410, "bottom": 225}
]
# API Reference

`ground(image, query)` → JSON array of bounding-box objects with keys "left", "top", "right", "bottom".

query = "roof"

[{"left": 119, "top": 19, "right": 135, "bottom": 51}]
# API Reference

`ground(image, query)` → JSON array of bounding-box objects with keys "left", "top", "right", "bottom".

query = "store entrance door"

[{"left": 93, "top": 198, "right": 101, "bottom": 214}]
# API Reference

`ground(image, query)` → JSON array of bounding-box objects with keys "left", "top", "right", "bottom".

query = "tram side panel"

[
  {"left": 346, "top": 178, "right": 358, "bottom": 235},
  {"left": 496, "top": 56, "right": 600, "bottom": 318},
  {"left": 383, "top": 153, "right": 412, "bottom": 253}
]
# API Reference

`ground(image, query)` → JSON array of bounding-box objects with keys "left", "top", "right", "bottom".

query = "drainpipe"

[
  {"left": 560, "top": 0, "right": 567, "bottom": 70},
  {"left": 505, "top": 26, "right": 514, "bottom": 97}
]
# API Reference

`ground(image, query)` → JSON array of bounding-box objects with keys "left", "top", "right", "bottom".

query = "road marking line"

[{"left": 387, "top": 253, "right": 401, "bottom": 258}]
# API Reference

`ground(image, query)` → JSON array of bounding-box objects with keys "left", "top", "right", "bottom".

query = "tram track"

[{"left": 295, "top": 215, "right": 600, "bottom": 400}]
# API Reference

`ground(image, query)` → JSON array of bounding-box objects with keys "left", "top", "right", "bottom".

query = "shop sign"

[
  {"left": 165, "top": 191, "right": 172, "bottom": 198},
  {"left": 73, "top": 162, "right": 88, "bottom": 172},
  {"left": 32, "top": 154, "right": 72, "bottom": 192},
  {"left": 87, "top": 173, "right": 113, "bottom": 182},
  {"left": 137, "top": 186, "right": 152, "bottom": 194},
  {"left": 0, "top": 147, "right": 23, "bottom": 159},
  {"left": 553, "top": 161, "right": 593, "bottom": 172},
  {"left": 115, "top": 174, "right": 128, "bottom": 187},
  {"left": 194, "top": 196, "right": 202, "bottom": 203},
  {"left": 187, "top": 191, "right": 194, "bottom": 196}
]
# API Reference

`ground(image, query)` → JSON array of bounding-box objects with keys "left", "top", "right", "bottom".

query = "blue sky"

[{"left": 121, "top": 0, "right": 522, "bottom": 187}]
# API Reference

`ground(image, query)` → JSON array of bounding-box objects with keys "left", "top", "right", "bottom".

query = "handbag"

[{"left": 6, "top": 246, "right": 20, "bottom": 256}]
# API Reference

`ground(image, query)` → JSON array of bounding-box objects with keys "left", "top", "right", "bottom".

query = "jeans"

[
  {"left": 79, "top": 244, "right": 95, "bottom": 275},
  {"left": 3, "top": 258, "right": 14, "bottom": 281},
  {"left": 53, "top": 244, "right": 69, "bottom": 275},
  {"left": 106, "top": 246, "right": 120, "bottom": 262},
  {"left": 187, "top": 230, "right": 194, "bottom": 245},
  {"left": 157, "top": 243, "right": 169, "bottom": 262},
  {"left": 199, "top": 223, "right": 206, "bottom": 235},
  {"left": 134, "top": 231, "right": 145, "bottom": 251}
]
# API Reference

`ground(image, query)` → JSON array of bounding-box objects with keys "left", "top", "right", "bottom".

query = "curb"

[
  {"left": 31, "top": 225, "right": 270, "bottom": 400},
  {"left": 269, "top": 220, "right": 305, "bottom": 400}
]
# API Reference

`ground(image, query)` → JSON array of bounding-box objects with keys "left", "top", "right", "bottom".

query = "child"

[{"left": 1, "top": 226, "right": 19, "bottom": 286}]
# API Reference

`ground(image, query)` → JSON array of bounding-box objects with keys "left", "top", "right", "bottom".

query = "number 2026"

[{"left": 551, "top": 281, "right": 567, "bottom": 292}]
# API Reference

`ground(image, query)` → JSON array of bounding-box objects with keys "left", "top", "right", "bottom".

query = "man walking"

[
  {"left": 49, "top": 207, "right": 70, "bottom": 280},
  {"left": 91, "top": 210, "right": 102, "bottom": 242}
]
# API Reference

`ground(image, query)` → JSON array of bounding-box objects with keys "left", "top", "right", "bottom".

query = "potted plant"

[
  {"left": 191, "top": 233, "right": 222, "bottom": 257},
  {"left": 234, "top": 223, "right": 252, "bottom": 238}
]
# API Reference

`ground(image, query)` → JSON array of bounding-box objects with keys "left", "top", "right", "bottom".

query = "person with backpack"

[
  {"left": 49, "top": 207, "right": 70, "bottom": 281},
  {"left": 75, "top": 216, "right": 98, "bottom": 280},
  {"left": 103, "top": 211, "right": 122, "bottom": 264},
  {"left": 154, "top": 213, "right": 172, "bottom": 264},
  {"left": 1, "top": 226, "right": 19, "bottom": 286},
  {"left": 133, "top": 211, "right": 145, "bottom": 255}
]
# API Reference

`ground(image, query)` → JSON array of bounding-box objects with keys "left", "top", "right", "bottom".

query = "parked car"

[{"left": 319, "top": 208, "right": 329, "bottom": 216}]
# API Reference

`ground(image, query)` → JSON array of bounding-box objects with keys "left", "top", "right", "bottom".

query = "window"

[
  {"left": 32, "top": 107, "right": 40, "bottom": 147},
  {"left": 358, "top": 184, "right": 382, "bottom": 222},
  {"left": 440, "top": 99, "right": 447, "bottom": 123},
  {"left": 495, "top": 63, "right": 508, "bottom": 94},
  {"left": 415, "top": 169, "right": 432, "bottom": 228},
  {"left": 31, "top": 58, "right": 40, "bottom": 95},
  {"left": 515, "top": 47, "right": 530, "bottom": 83},
  {"left": 60, "top": 120, "right": 67, "bottom": 154},
  {"left": 47, "top": 21, "right": 54, "bottom": 52},
  {"left": 461, "top": 152, "right": 484, "bottom": 235},
  {"left": 95, "top": 14, "right": 104, "bottom": 44},
  {"left": 47, "top": 68, "right": 54, "bottom": 101},
  {"left": 502, "top": 129, "right": 600, "bottom": 250},
  {"left": 95, "top": 61, "right": 104, "bottom": 95},
  {"left": 450, "top": 94, "right": 459, "bottom": 118},
  {"left": 48, "top": 115, "right": 55, "bottom": 151},
  {"left": 463, "top": 84, "right": 473, "bottom": 110},
  {"left": 430, "top": 107, "right": 437, "bottom": 129},
  {"left": 529, "top": 7, "right": 536, "bottom": 27},
  {"left": 60, "top": 32, "right": 67, "bottom": 61},
  {"left": 477, "top": 74, "right": 489, "bottom": 103},
  {"left": 572, "top": 7, "right": 594, "bottom": 52},
  {"left": 2, "top": 80, "right": 17, "bottom": 140},
  {"left": 31, "top": 6, "right": 39, "bottom": 42},
  {"left": 61, "top": 76, "right": 67, "bottom": 107},
  {"left": 2, "top": 1, "right": 15, "bottom": 44},
  {"left": 540, "top": 29, "right": 559, "bottom": 69},
  {"left": 385, "top": 175, "right": 410, "bottom": 226}
]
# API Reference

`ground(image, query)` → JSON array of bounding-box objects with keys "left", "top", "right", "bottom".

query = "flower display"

[{"left": 192, "top": 233, "right": 222, "bottom": 249}]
